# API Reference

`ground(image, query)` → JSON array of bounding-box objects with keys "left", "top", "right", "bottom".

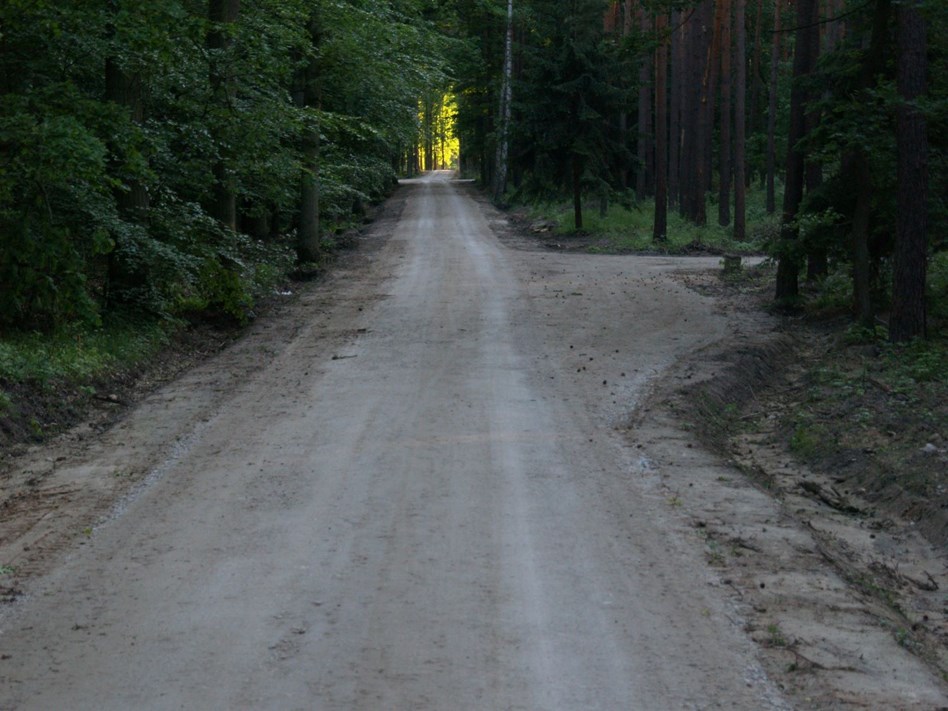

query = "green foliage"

[
  {"left": 806, "top": 270, "right": 854, "bottom": 316},
  {"left": 788, "top": 416, "right": 830, "bottom": 461},
  {"left": 0, "top": 0, "right": 453, "bottom": 333},
  {"left": 929, "top": 251, "right": 948, "bottom": 327},
  {"left": 785, "top": 2, "right": 945, "bottom": 325},
  {"left": 0, "top": 390, "right": 12, "bottom": 415},
  {"left": 318, "top": 112, "right": 401, "bottom": 219},
  {"left": 880, "top": 339, "right": 948, "bottom": 385},
  {"left": 0, "top": 319, "right": 169, "bottom": 386},
  {"left": 186, "top": 237, "right": 295, "bottom": 324},
  {"left": 0, "top": 95, "right": 116, "bottom": 330},
  {"left": 524, "top": 182, "right": 777, "bottom": 254},
  {"left": 512, "top": 0, "right": 632, "bottom": 216}
]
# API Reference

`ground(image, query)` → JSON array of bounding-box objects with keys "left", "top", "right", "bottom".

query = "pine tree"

[
  {"left": 517, "top": 0, "right": 625, "bottom": 229},
  {"left": 774, "top": 0, "right": 819, "bottom": 305},
  {"left": 890, "top": 0, "right": 929, "bottom": 341},
  {"left": 653, "top": 12, "right": 669, "bottom": 242}
]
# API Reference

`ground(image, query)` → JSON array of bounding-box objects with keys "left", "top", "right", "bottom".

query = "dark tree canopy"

[
  {"left": 0, "top": 0, "right": 449, "bottom": 330},
  {"left": 1, "top": 0, "right": 945, "bottom": 341}
]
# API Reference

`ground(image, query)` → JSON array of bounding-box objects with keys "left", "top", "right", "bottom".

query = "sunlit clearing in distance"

[{"left": 418, "top": 92, "right": 459, "bottom": 171}]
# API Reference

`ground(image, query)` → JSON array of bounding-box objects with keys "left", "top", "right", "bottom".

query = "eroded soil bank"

[{"left": 648, "top": 301, "right": 948, "bottom": 707}]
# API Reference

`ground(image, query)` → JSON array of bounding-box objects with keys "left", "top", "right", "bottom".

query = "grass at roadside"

[
  {"left": 0, "top": 317, "right": 176, "bottom": 446},
  {"left": 790, "top": 253, "right": 948, "bottom": 521},
  {"left": 0, "top": 318, "right": 169, "bottom": 387},
  {"left": 516, "top": 185, "right": 778, "bottom": 255},
  {"left": 677, "top": 256, "right": 948, "bottom": 547},
  {"left": 783, "top": 333, "right": 947, "bottom": 535},
  {"left": 0, "top": 200, "right": 383, "bottom": 452}
]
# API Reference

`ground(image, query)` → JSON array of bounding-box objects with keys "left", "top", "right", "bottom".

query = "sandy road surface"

[{"left": 0, "top": 171, "right": 826, "bottom": 709}]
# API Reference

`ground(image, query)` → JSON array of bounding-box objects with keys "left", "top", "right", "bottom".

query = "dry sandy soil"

[{"left": 0, "top": 172, "right": 945, "bottom": 709}]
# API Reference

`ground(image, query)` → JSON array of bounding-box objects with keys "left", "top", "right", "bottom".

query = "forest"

[
  {"left": 455, "top": 0, "right": 946, "bottom": 344},
  {"left": 2, "top": 4, "right": 947, "bottom": 696},
  {"left": 0, "top": 0, "right": 945, "bottom": 350}
]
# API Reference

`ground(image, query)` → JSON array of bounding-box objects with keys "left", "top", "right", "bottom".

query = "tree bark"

[
  {"left": 653, "top": 13, "right": 669, "bottom": 242},
  {"left": 774, "top": 0, "right": 818, "bottom": 305},
  {"left": 207, "top": 0, "right": 240, "bottom": 231},
  {"left": 636, "top": 10, "right": 653, "bottom": 201},
  {"left": 889, "top": 0, "right": 928, "bottom": 342},
  {"left": 733, "top": 0, "right": 746, "bottom": 241},
  {"left": 668, "top": 10, "right": 683, "bottom": 210},
  {"left": 297, "top": 112, "right": 321, "bottom": 262},
  {"left": 747, "top": 0, "right": 765, "bottom": 158},
  {"left": 619, "top": 0, "right": 634, "bottom": 190},
  {"left": 718, "top": 0, "right": 732, "bottom": 227},
  {"left": 424, "top": 98, "right": 434, "bottom": 170},
  {"left": 680, "top": 0, "right": 712, "bottom": 224},
  {"left": 572, "top": 153, "right": 584, "bottom": 230},
  {"left": 492, "top": 0, "right": 514, "bottom": 203},
  {"left": 765, "top": 0, "right": 781, "bottom": 214},
  {"left": 804, "top": 1, "right": 825, "bottom": 281},
  {"left": 296, "top": 15, "right": 321, "bottom": 263},
  {"left": 694, "top": 0, "right": 718, "bottom": 226},
  {"left": 104, "top": 2, "right": 149, "bottom": 307},
  {"left": 678, "top": 8, "right": 699, "bottom": 218},
  {"left": 844, "top": 0, "right": 890, "bottom": 328},
  {"left": 846, "top": 152, "right": 874, "bottom": 329}
]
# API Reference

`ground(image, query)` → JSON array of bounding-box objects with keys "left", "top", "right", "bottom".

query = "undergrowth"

[
  {"left": 782, "top": 322, "right": 947, "bottom": 541},
  {"left": 519, "top": 184, "right": 777, "bottom": 255},
  {"left": 0, "top": 318, "right": 170, "bottom": 387}
]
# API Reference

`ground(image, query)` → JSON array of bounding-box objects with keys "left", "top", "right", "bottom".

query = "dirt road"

[{"left": 0, "top": 172, "right": 943, "bottom": 709}]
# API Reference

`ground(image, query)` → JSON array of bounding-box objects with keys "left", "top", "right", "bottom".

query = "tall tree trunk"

[
  {"left": 424, "top": 98, "right": 435, "bottom": 170},
  {"left": 695, "top": 0, "right": 719, "bottom": 226},
  {"left": 296, "top": 16, "right": 321, "bottom": 263},
  {"left": 636, "top": 10, "right": 653, "bottom": 201},
  {"left": 299, "top": 145, "right": 320, "bottom": 260},
  {"left": 653, "top": 13, "right": 669, "bottom": 242},
  {"left": 681, "top": 0, "right": 712, "bottom": 224},
  {"left": 747, "top": 0, "right": 765, "bottom": 162},
  {"left": 804, "top": 156, "right": 826, "bottom": 279},
  {"left": 826, "top": 0, "right": 846, "bottom": 49},
  {"left": 890, "top": 0, "right": 928, "bottom": 342},
  {"left": 480, "top": 114, "right": 490, "bottom": 187},
  {"left": 733, "top": 0, "right": 747, "bottom": 241},
  {"left": 718, "top": 0, "right": 732, "bottom": 227},
  {"left": 668, "top": 10, "right": 682, "bottom": 210},
  {"left": 804, "top": 3, "right": 825, "bottom": 281},
  {"left": 208, "top": 0, "right": 240, "bottom": 231},
  {"left": 619, "top": 0, "right": 633, "bottom": 190},
  {"left": 493, "top": 0, "right": 514, "bottom": 203},
  {"left": 298, "top": 104, "right": 321, "bottom": 262},
  {"left": 845, "top": 0, "right": 891, "bottom": 329},
  {"left": 765, "top": 0, "right": 781, "bottom": 214},
  {"left": 572, "top": 153, "right": 584, "bottom": 230},
  {"left": 678, "top": 8, "right": 699, "bottom": 218},
  {"left": 774, "top": 0, "right": 818, "bottom": 305},
  {"left": 846, "top": 153, "right": 874, "bottom": 329},
  {"left": 104, "top": 3, "right": 148, "bottom": 307},
  {"left": 104, "top": 60, "right": 147, "bottom": 214}
]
